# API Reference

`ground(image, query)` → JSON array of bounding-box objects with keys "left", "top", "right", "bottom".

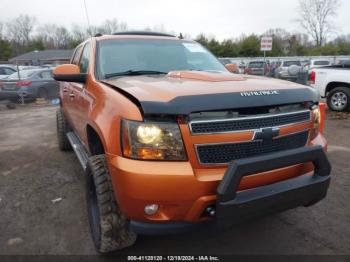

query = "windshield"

[
  {"left": 7, "top": 70, "right": 39, "bottom": 80},
  {"left": 219, "top": 58, "right": 232, "bottom": 65},
  {"left": 338, "top": 60, "right": 350, "bottom": 65},
  {"left": 97, "top": 39, "right": 226, "bottom": 79},
  {"left": 283, "top": 61, "right": 301, "bottom": 67},
  {"left": 248, "top": 62, "right": 264, "bottom": 68},
  {"left": 313, "top": 61, "right": 330, "bottom": 66}
]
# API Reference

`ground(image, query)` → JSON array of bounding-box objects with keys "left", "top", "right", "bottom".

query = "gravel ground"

[{"left": 0, "top": 104, "right": 349, "bottom": 256}]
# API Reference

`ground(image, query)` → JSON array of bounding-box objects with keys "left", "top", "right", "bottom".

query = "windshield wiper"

[{"left": 104, "top": 70, "right": 167, "bottom": 79}]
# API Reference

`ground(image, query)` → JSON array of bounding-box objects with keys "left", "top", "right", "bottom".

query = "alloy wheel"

[{"left": 331, "top": 92, "right": 348, "bottom": 111}]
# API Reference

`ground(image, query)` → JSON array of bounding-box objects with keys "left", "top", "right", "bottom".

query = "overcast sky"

[{"left": 1, "top": 0, "right": 349, "bottom": 40}]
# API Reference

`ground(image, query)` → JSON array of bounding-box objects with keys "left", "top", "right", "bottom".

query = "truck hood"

[{"left": 102, "top": 71, "right": 319, "bottom": 115}]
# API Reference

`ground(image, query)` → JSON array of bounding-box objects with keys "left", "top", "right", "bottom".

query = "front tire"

[
  {"left": 86, "top": 155, "right": 137, "bottom": 253},
  {"left": 327, "top": 87, "right": 350, "bottom": 112}
]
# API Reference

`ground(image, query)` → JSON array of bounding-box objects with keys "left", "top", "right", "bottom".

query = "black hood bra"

[
  {"left": 138, "top": 87, "right": 319, "bottom": 116},
  {"left": 103, "top": 81, "right": 319, "bottom": 116}
]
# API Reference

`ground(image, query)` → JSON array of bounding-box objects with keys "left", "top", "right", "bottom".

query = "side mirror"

[
  {"left": 53, "top": 64, "right": 86, "bottom": 83},
  {"left": 225, "top": 63, "right": 239, "bottom": 74}
]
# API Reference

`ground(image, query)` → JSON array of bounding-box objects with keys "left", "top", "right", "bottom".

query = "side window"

[
  {"left": 4, "top": 68, "right": 15, "bottom": 75},
  {"left": 72, "top": 46, "right": 83, "bottom": 65},
  {"left": 79, "top": 42, "right": 91, "bottom": 73},
  {"left": 39, "top": 71, "right": 54, "bottom": 80},
  {"left": 0, "top": 68, "right": 4, "bottom": 74}
]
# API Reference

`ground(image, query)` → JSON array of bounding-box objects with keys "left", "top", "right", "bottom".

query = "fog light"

[
  {"left": 144, "top": 204, "right": 159, "bottom": 215},
  {"left": 205, "top": 206, "right": 216, "bottom": 217}
]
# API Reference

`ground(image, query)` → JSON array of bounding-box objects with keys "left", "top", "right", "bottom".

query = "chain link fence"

[{"left": 0, "top": 90, "right": 60, "bottom": 110}]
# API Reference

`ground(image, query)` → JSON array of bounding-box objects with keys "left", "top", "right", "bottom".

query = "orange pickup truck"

[{"left": 53, "top": 32, "right": 331, "bottom": 253}]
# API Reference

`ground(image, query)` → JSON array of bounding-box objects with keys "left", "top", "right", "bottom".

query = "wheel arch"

[
  {"left": 37, "top": 86, "right": 48, "bottom": 98},
  {"left": 86, "top": 123, "right": 107, "bottom": 156},
  {"left": 326, "top": 82, "right": 350, "bottom": 96}
]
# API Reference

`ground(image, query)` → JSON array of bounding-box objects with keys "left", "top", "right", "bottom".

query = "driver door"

[
  {"left": 69, "top": 42, "right": 91, "bottom": 142},
  {"left": 61, "top": 44, "right": 83, "bottom": 131}
]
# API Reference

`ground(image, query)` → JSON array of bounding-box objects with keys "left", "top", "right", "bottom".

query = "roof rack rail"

[{"left": 112, "top": 31, "right": 176, "bottom": 37}]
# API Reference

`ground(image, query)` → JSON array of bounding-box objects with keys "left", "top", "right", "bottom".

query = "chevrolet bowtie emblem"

[{"left": 253, "top": 127, "right": 280, "bottom": 141}]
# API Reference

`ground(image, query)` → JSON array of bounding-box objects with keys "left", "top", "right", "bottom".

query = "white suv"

[{"left": 305, "top": 59, "right": 331, "bottom": 74}]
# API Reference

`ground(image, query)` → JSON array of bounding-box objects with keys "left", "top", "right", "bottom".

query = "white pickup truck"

[{"left": 310, "top": 64, "right": 350, "bottom": 112}]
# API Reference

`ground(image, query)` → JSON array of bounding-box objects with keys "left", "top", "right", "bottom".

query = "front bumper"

[
  {"left": 247, "top": 71, "right": 265, "bottom": 76},
  {"left": 278, "top": 73, "right": 297, "bottom": 80},
  {"left": 0, "top": 90, "right": 19, "bottom": 101},
  {"left": 129, "top": 146, "right": 331, "bottom": 235}
]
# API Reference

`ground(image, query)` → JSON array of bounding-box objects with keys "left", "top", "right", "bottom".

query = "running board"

[{"left": 67, "top": 132, "right": 90, "bottom": 171}]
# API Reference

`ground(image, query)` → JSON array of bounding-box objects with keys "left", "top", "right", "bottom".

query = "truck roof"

[
  {"left": 94, "top": 31, "right": 179, "bottom": 41},
  {"left": 113, "top": 31, "right": 176, "bottom": 37}
]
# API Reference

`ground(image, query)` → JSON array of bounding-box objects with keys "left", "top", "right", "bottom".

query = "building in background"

[{"left": 9, "top": 49, "right": 73, "bottom": 66}]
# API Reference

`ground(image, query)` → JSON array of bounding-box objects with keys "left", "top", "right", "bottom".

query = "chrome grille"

[{"left": 190, "top": 110, "right": 311, "bottom": 135}]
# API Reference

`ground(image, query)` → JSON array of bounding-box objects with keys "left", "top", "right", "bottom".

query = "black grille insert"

[
  {"left": 196, "top": 131, "right": 309, "bottom": 164},
  {"left": 190, "top": 110, "right": 311, "bottom": 134}
]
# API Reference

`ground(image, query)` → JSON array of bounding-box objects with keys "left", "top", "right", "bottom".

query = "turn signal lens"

[
  {"left": 318, "top": 103, "right": 326, "bottom": 134},
  {"left": 310, "top": 105, "right": 322, "bottom": 139},
  {"left": 313, "top": 106, "right": 321, "bottom": 128},
  {"left": 121, "top": 120, "right": 187, "bottom": 161}
]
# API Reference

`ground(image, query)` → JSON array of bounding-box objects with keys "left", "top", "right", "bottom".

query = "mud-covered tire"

[
  {"left": 56, "top": 108, "right": 71, "bottom": 151},
  {"left": 327, "top": 87, "right": 350, "bottom": 112},
  {"left": 86, "top": 155, "right": 137, "bottom": 253}
]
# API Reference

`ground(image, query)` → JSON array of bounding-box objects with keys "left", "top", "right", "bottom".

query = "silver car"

[{"left": 0, "top": 68, "right": 59, "bottom": 102}]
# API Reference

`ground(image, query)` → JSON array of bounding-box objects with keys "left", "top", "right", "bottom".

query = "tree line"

[
  {"left": 0, "top": 0, "right": 348, "bottom": 60},
  {"left": 0, "top": 16, "right": 130, "bottom": 60},
  {"left": 197, "top": 30, "right": 350, "bottom": 58}
]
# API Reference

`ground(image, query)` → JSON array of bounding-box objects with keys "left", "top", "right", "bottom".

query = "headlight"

[
  {"left": 136, "top": 124, "right": 162, "bottom": 144},
  {"left": 121, "top": 120, "right": 187, "bottom": 161}
]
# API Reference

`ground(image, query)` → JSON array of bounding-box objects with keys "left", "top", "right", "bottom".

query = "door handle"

[{"left": 69, "top": 93, "right": 75, "bottom": 98}]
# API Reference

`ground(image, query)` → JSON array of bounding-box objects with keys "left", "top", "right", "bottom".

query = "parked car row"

[
  {"left": 219, "top": 56, "right": 350, "bottom": 112},
  {"left": 0, "top": 65, "right": 59, "bottom": 102},
  {"left": 219, "top": 57, "right": 347, "bottom": 78},
  {"left": 218, "top": 58, "right": 245, "bottom": 74}
]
